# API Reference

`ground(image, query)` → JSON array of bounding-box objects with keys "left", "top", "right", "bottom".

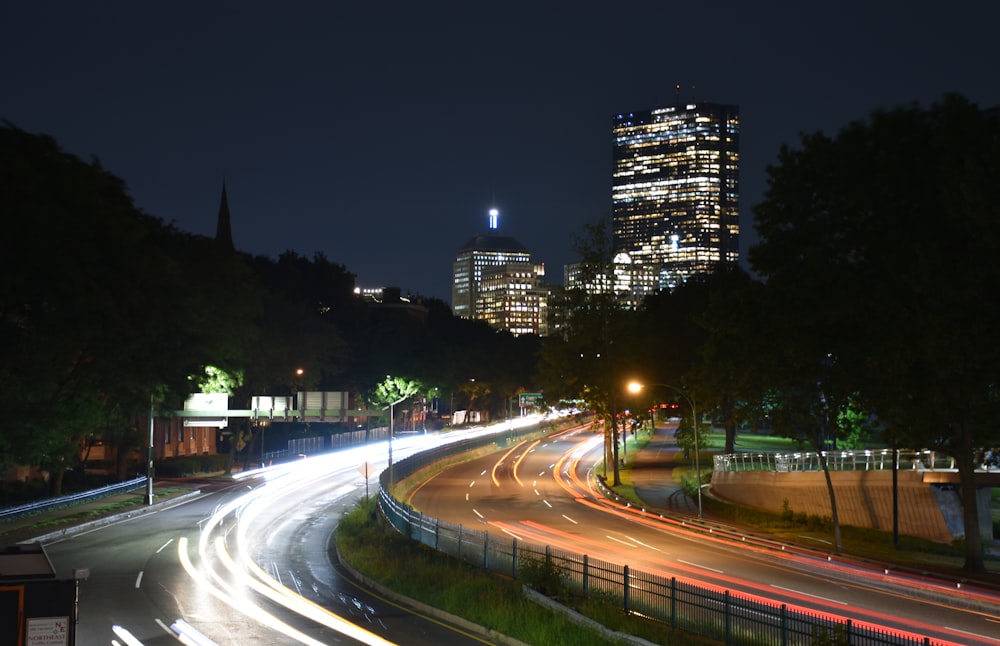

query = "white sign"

[
  {"left": 358, "top": 462, "right": 376, "bottom": 479},
  {"left": 27, "top": 616, "right": 69, "bottom": 645},
  {"left": 183, "top": 392, "right": 229, "bottom": 427}
]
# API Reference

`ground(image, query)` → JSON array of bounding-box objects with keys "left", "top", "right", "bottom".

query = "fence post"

[
  {"left": 458, "top": 525, "right": 463, "bottom": 559},
  {"left": 781, "top": 604, "right": 788, "bottom": 646},
  {"left": 512, "top": 538, "right": 518, "bottom": 579},
  {"left": 583, "top": 554, "right": 589, "bottom": 599},
  {"left": 724, "top": 590, "right": 731, "bottom": 644},
  {"left": 434, "top": 518, "right": 439, "bottom": 550},
  {"left": 670, "top": 577, "right": 677, "bottom": 628},
  {"left": 484, "top": 530, "right": 489, "bottom": 570},
  {"left": 623, "top": 565, "right": 630, "bottom": 614}
]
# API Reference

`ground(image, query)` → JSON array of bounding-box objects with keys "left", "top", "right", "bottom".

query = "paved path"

[{"left": 626, "top": 421, "right": 705, "bottom": 516}]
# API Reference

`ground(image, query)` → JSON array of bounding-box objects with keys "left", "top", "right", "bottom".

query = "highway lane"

[
  {"left": 43, "top": 478, "right": 285, "bottom": 645},
  {"left": 40, "top": 434, "right": 506, "bottom": 646},
  {"left": 407, "top": 426, "right": 1000, "bottom": 646}
]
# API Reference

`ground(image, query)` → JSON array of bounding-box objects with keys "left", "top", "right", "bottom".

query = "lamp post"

[
  {"left": 610, "top": 394, "right": 621, "bottom": 485},
  {"left": 145, "top": 394, "right": 155, "bottom": 505},
  {"left": 628, "top": 381, "right": 702, "bottom": 518},
  {"left": 386, "top": 394, "right": 409, "bottom": 485},
  {"left": 388, "top": 399, "right": 395, "bottom": 484}
]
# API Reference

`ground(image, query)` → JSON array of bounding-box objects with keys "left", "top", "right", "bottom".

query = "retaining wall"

[{"left": 710, "top": 469, "right": 992, "bottom": 543}]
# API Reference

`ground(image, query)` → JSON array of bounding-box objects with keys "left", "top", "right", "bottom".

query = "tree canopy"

[
  {"left": 0, "top": 124, "right": 260, "bottom": 488},
  {"left": 750, "top": 94, "right": 1000, "bottom": 571},
  {"left": 0, "top": 123, "right": 550, "bottom": 490}
]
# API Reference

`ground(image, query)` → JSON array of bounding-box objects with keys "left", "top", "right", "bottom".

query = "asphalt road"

[
  {"left": 39, "top": 443, "right": 494, "bottom": 646},
  {"left": 15, "top": 421, "right": 1000, "bottom": 646},
  {"left": 406, "top": 426, "right": 1000, "bottom": 646}
]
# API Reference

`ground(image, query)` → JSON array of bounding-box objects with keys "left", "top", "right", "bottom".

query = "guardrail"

[
  {"left": 379, "top": 434, "right": 945, "bottom": 646},
  {"left": 0, "top": 476, "right": 147, "bottom": 522}
]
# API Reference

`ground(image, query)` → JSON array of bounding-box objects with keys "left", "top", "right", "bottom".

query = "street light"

[
  {"left": 383, "top": 375, "right": 414, "bottom": 486},
  {"left": 628, "top": 381, "right": 702, "bottom": 518},
  {"left": 145, "top": 394, "right": 155, "bottom": 505}
]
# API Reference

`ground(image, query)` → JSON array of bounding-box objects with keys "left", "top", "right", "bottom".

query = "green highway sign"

[{"left": 518, "top": 393, "right": 543, "bottom": 407}]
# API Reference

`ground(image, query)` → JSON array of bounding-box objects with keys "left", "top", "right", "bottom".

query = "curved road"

[
  {"left": 406, "top": 426, "right": 1000, "bottom": 646},
  {"left": 42, "top": 438, "right": 493, "bottom": 646}
]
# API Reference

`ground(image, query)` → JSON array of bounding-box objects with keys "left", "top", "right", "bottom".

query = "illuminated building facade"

[
  {"left": 479, "top": 262, "right": 548, "bottom": 336},
  {"left": 452, "top": 209, "right": 548, "bottom": 335},
  {"left": 612, "top": 102, "right": 739, "bottom": 297}
]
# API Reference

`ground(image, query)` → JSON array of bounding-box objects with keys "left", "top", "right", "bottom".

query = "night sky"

[{"left": 4, "top": 2, "right": 998, "bottom": 302}]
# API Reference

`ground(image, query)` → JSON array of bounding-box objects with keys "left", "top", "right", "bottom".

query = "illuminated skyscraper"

[
  {"left": 452, "top": 208, "right": 547, "bottom": 335},
  {"left": 612, "top": 101, "right": 739, "bottom": 298}
]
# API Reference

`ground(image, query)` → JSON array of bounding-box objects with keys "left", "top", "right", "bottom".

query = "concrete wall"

[{"left": 710, "top": 469, "right": 991, "bottom": 544}]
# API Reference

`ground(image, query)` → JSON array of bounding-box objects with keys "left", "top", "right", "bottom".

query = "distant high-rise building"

[
  {"left": 479, "top": 262, "right": 548, "bottom": 336},
  {"left": 452, "top": 208, "right": 547, "bottom": 336},
  {"left": 612, "top": 101, "right": 739, "bottom": 299}
]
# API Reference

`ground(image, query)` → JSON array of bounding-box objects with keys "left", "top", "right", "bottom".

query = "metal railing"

[
  {"left": 379, "top": 447, "right": 943, "bottom": 646},
  {"left": 0, "top": 476, "right": 147, "bottom": 521},
  {"left": 713, "top": 448, "right": 958, "bottom": 473}
]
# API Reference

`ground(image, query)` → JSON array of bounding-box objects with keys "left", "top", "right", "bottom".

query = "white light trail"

[
  {"left": 111, "top": 625, "right": 145, "bottom": 646},
  {"left": 173, "top": 413, "right": 561, "bottom": 645}
]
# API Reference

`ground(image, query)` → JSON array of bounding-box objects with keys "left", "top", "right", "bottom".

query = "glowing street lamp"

[{"left": 628, "top": 381, "right": 702, "bottom": 518}]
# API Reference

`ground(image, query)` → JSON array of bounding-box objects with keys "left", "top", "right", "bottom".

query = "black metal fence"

[{"left": 379, "top": 444, "right": 941, "bottom": 646}]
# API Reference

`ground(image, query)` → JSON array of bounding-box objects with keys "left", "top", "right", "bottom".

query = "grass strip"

[{"left": 334, "top": 497, "right": 706, "bottom": 646}]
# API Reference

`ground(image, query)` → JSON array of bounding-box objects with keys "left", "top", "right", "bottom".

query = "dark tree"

[
  {"left": 750, "top": 95, "right": 1000, "bottom": 571},
  {"left": 0, "top": 124, "right": 260, "bottom": 491},
  {"left": 538, "top": 216, "right": 637, "bottom": 484}
]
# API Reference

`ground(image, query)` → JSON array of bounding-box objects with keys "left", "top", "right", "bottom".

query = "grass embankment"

[
  {"left": 28, "top": 487, "right": 191, "bottom": 529},
  {"left": 334, "top": 497, "right": 705, "bottom": 646}
]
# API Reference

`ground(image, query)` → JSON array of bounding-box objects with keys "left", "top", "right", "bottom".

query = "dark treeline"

[
  {"left": 0, "top": 122, "right": 538, "bottom": 497},
  {"left": 539, "top": 95, "right": 1000, "bottom": 572},
  {"left": 3, "top": 93, "right": 999, "bottom": 571}
]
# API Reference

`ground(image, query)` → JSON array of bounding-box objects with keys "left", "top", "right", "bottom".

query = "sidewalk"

[{"left": 625, "top": 421, "right": 703, "bottom": 517}]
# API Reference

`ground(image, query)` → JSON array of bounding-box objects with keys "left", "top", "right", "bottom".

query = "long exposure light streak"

[
  {"left": 539, "top": 430, "right": 975, "bottom": 645},
  {"left": 173, "top": 413, "right": 556, "bottom": 645},
  {"left": 177, "top": 536, "right": 328, "bottom": 646}
]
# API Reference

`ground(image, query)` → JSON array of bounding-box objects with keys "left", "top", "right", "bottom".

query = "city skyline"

[{"left": 3, "top": 2, "right": 999, "bottom": 302}]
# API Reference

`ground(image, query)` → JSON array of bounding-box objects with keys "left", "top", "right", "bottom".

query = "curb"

[
  {"left": 21, "top": 490, "right": 203, "bottom": 545},
  {"left": 335, "top": 545, "right": 659, "bottom": 646},
  {"left": 334, "top": 546, "right": 534, "bottom": 646}
]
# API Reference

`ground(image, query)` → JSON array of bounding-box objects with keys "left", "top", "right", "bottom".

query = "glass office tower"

[{"left": 612, "top": 102, "right": 739, "bottom": 298}]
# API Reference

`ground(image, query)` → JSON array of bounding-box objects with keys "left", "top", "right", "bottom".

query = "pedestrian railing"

[
  {"left": 713, "top": 448, "right": 957, "bottom": 473},
  {"left": 379, "top": 448, "right": 944, "bottom": 646},
  {"left": 0, "top": 476, "right": 147, "bottom": 521}
]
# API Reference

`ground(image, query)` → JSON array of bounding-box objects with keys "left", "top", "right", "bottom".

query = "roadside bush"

[
  {"left": 0, "top": 479, "right": 50, "bottom": 505},
  {"left": 781, "top": 499, "right": 793, "bottom": 522},
  {"left": 155, "top": 454, "right": 228, "bottom": 477},
  {"left": 806, "top": 514, "right": 830, "bottom": 531},
  {"left": 519, "top": 554, "right": 568, "bottom": 599}
]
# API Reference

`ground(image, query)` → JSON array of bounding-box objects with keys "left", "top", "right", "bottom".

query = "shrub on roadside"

[{"left": 154, "top": 454, "right": 229, "bottom": 477}]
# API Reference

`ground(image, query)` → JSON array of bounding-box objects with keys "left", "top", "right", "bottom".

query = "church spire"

[{"left": 215, "top": 182, "right": 234, "bottom": 250}]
